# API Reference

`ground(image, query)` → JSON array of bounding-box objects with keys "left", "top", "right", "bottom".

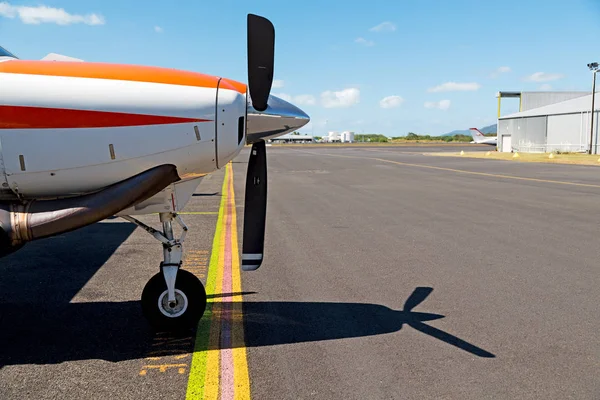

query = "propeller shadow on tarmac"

[
  {"left": 236, "top": 287, "right": 495, "bottom": 358},
  {"left": 0, "top": 222, "right": 494, "bottom": 366}
]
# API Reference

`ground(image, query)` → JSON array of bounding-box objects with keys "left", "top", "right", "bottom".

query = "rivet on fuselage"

[
  {"left": 18, "top": 155, "right": 25, "bottom": 171},
  {"left": 194, "top": 125, "right": 201, "bottom": 141},
  {"left": 109, "top": 144, "right": 116, "bottom": 160}
]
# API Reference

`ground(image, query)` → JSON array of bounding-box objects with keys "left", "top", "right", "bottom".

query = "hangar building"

[
  {"left": 497, "top": 91, "right": 599, "bottom": 153},
  {"left": 269, "top": 133, "right": 314, "bottom": 143}
]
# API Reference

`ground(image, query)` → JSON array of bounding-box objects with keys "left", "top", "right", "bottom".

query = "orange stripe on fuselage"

[
  {"left": 219, "top": 78, "right": 247, "bottom": 95},
  {"left": 0, "top": 105, "right": 212, "bottom": 129},
  {"left": 0, "top": 60, "right": 247, "bottom": 94}
]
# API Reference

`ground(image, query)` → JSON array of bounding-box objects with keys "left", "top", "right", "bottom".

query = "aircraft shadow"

[
  {"left": 1, "top": 287, "right": 494, "bottom": 366},
  {"left": 0, "top": 222, "right": 494, "bottom": 365},
  {"left": 0, "top": 221, "right": 139, "bottom": 367}
]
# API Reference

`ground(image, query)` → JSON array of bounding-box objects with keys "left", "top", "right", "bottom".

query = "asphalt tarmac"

[{"left": 1, "top": 144, "right": 599, "bottom": 399}]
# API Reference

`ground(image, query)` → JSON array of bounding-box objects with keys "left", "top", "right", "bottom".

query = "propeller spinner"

[{"left": 241, "top": 14, "right": 309, "bottom": 271}]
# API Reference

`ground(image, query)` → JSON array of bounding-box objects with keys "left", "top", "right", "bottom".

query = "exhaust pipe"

[{"left": 0, "top": 164, "right": 180, "bottom": 257}]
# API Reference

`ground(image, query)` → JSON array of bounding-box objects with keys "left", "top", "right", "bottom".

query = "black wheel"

[{"left": 141, "top": 269, "right": 207, "bottom": 332}]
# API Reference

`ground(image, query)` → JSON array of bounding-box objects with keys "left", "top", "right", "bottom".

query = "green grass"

[{"left": 426, "top": 151, "right": 600, "bottom": 166}]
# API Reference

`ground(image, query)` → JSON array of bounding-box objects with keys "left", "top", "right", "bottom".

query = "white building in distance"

[
  {"left": 320, "top": 131, "right": 354, "bottom": 143},
  {"left": 340, "top": 131, "right": 355, "bottom": 143}
]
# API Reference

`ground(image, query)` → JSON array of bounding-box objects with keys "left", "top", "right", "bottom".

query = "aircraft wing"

[{"left": 41, "top": 53, "right": 84, "bottom": 62}]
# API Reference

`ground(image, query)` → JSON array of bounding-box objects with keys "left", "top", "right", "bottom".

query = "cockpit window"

[{"left": 0, "top": 46, "right": 17, "bottom": 59}]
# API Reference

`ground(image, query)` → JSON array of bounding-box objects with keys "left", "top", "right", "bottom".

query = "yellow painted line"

[
  {"left": 361, "top": 148, "right": 426, "bottom": 155},
  {"left": 295, "top": 149, "right": 600, "bottom": 189},
  {"left": 203, "top": 166, "right": 229, "bottom": 400},
  {"left": 186, "top": 163, "right": 251, "bottom": 399},
  {"left": 186, "top": 166, "right": 229, "bottom": 399},
  {"left": 228, "top": 164, "right": 251, "bottom": 399}
]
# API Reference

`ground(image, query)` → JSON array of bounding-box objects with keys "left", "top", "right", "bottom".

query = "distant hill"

[
  {"left": 479, "top": 124, "right": 497, "bottom": 134},
  {"left": 442, "top": 124, "right": 497, "bottom": 136},
  {"left": 442, "top": 129, "right": 470, "bottom": 136}
]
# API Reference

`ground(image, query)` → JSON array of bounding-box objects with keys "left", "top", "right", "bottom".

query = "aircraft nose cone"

[{"left": 246, "top": 94, "right": 310, "bottom": 144}]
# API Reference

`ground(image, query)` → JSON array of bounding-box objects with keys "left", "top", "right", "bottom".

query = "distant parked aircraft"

[{"left": 469, "top": 128, "right": 497, "bottom": 146}]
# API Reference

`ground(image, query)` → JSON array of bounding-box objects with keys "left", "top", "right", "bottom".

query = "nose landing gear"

[
  {"left": 141, "top": 268, "right": 206, "bottom": 331},
  {"left": 122, "top": 212, "right": 207, "bottom": 331}
]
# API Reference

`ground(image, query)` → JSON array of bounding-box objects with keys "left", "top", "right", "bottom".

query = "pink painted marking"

[{"left": 219, "top": 177, "right": 235, "bottom": 399}]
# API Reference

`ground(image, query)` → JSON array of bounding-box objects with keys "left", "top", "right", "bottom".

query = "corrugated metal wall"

[
  {"left": 501, "top": 111, "right": 599, "bottom": 153},
  {"left": 508, "top": 116, "right": 547, "bottom": 152},
  {"left": 521, "top": 92, "right": 588, "bottom": 112},
  {"left": 546, "top": 114, "right": 587, "bottom": 152}
]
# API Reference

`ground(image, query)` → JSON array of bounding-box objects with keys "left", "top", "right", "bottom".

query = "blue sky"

[{"left": 1, "top": 0, "right": 600, "bottom": 137}]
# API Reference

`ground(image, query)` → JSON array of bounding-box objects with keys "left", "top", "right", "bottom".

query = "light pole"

[{"left": 587, "top": 62, "right": 599, "bottom": 154}]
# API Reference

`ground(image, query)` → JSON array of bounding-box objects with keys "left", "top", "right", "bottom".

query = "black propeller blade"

[
  {"left": 241, "top": 14, "right": 275, "bottom": 271},
  {"left": 241, "top": 140, "right": 267, "bottom": 271},
  {"left": 247, "top": 14, "right": 275, "bottom": 112}
]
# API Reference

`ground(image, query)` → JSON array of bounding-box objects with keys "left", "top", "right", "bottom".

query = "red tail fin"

[{"left": 469, "top": 128, "right": 484, "bottom": 136}]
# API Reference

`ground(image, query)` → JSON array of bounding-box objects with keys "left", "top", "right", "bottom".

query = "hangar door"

[
  {"left": 546, "top": 113, "right": 585, "bottom": 153},
  {"left": 501, "top": 135, "right": 512, "bottom": 152},
  {"left": 513, "top": 116, "right": 547, "bottom": 152}
]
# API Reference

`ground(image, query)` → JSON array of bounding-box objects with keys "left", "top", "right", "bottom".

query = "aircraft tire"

[{"left": 141, "top": 269, "right": 207, "bottom": 332}]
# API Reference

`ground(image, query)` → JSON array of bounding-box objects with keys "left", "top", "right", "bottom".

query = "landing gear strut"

[{"left": 122, "top": 212, "right": 207, "bottom": 331}]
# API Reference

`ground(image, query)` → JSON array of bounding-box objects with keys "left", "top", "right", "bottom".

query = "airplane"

[
  {"left": 0, "top": 14, "right": 309, "bottom": 331},
  {"left": 469, "top": 128, "right": 497, "bottom": 146}
]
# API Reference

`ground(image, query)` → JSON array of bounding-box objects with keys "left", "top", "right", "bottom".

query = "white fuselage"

[
  {"left": 0, "top": 59, "right": 247, "bottom": 201},
  {"left": 469, "top": 129, "right": 497, "bottom": 146},
  {"left": 471, "top": 137, "right": 498, "bottom": 145}
]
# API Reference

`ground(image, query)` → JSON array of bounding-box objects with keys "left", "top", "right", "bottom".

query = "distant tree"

[
  {"left": 390, "top": 132, "right": 472, "bottom": 143},
  {"left": 355, "top": 134, "right": 388, "bottom": 142}
]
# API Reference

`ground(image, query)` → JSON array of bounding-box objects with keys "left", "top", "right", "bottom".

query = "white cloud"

[
  {"left": 490, "top": 66, "right": 511, "bottom": 78},
  {"left": 294, "top": 94, "right": 316, "bottom": 105},
  {"left": 427, "top": 82, "right": 481, "bottom": 92},
  {"left": 539, "top": 83, "right": 552, "bottom": 90},
  {"left": 272, "top": 93, "right": 316, "bottom": 106},
  {"left": 355, "top": 37, "right": 374, "bottom": 46},
  {"left": 321, "top": 88, "right": 360, "bottom": 108},
  {"left": 379, "top": 95, "right": 404, "bottom": 109},
  {"left": 273, "top": 92, "right": 292, "bottom": 102},
  {"left": 0, "top": 2, "right": 105, "bottom": 25},
  {"left": 272, "top": 79, "right": 284, "bottom": 89},
  {"left": 424, "top": 100, "right": 451, "bottom": 110},
  {"left": 524, "top": 72, "right": 564, "bottom": 82},
  {"left": 154, "top": 26, "right": 163, "bottom": 33},
  {"left": 369, "top": 21, "right": 396, "bottom": 32}
]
